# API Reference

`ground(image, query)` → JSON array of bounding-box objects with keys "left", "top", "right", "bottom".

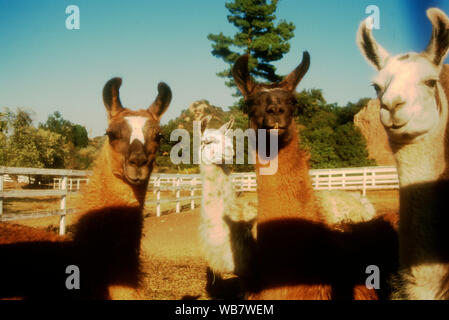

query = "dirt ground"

[{"left": 2, "top": 190, "right": 399, "bottom": 300}]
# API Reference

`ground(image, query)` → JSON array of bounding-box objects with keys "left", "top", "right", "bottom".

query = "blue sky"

[{"left": 1, "top": 0, "right": 448, "bottom": 137}]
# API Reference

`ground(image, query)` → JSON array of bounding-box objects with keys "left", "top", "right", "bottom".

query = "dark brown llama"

[{"left": 232, "top": 52, "right": 398, "bottom": 300}]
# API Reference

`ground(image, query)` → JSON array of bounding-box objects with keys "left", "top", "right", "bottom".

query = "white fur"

[
  {"left": 198, "top": 118, "right": 256, "bottom": 276},
  {"left": 372, "top": 54, "right": 441, "bottom": 141},
  {"left": 125, "top": 116, "right": 147, "bottom": 144},
  {"left": 357, "top": 8, "right": 449, "bottom": 299},
  {"left": 316, "top": 191, "right": 376, "bottom": 225}
]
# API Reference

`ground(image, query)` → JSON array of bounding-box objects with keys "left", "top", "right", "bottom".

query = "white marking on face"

[{"left": 125, "top": 116, "right": 147, "bottom": 144}]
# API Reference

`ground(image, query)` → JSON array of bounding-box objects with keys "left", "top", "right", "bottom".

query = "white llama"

[
  {"left": 198, "top": 115, "right": 257, "bottom": 280},
  {"left": 357, "top": 8, "right": 449, "bottom": 299}
]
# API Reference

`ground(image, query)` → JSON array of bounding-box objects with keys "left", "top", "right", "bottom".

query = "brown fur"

[
  {"left": 247, "top": 128, "right": 398, "bottom": 300},
  {"left": 0, "top": 78, "right": 171, "bottom": 299},
  {"left": 233, "top": 53, "right": 398, "bottom": 300}
]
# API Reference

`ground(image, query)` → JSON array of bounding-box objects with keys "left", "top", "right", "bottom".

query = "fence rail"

[
  {"left": 0, "top": 166, "right": 399, "bottom": 235},
  {"left": 0, "top": 166, "right": 91, "bottom": 235}
]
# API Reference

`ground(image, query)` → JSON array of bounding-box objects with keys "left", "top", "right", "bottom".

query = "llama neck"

[
  {"left": 78, "top": 143, "right": 147, "bottom": 215},
  {"left": 255, "top": 126, "right": 321, "bottom": 223},
  {"left": 200, "top": 163, "right": 234, "bottom": 220},
  {"left": 392, "top": 83, "right": 449, "bottom": 267}
]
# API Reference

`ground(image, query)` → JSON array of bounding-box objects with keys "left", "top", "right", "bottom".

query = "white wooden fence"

[
  {"left": 309, "top": 166, "right": 399, "bottom": 196},
  {"left": 0, "top": 167, "right": 91, "bottom": 235},
  {"left": 0, "top": 166, "right": 399, "bottom": 235},
  {"left": 147, "top": 173, "right": 257, "bottom": 217}
]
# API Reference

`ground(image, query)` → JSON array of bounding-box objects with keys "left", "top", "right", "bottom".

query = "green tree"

[
  {"left": 40, "top": 111, "right": 88, "bottom": 148},
  {"left": 0, "top": 109, "right": 12, "bottom": 165},
  {"left": 2, "top": 108, "right": 65, "bottom": 169},
  {"left": 208, "top": 0, "right": 295, "bottom": 95},
  {"left": 71, "top": 124, "right": 89, "bottom": 148},
  {"left": 295, "top": 91, "right": 375, "bottom": 169}
]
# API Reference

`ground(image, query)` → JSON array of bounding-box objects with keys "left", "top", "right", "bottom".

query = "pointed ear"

[
  {"left": 356, "top": 17, "right": 390, "bottom": 71},
  {"left": 103, "top": 77, "right": 124, "bottom": 119},
  {"left": 219, "top": 116, "right": 234, "bottom": 134},
  {"left": 279, "top": 51, "right": 310, "bottom": 91},
  {"left": 148, "top": 82, "right": 172, "bottom": 120},
  {"left": 423, "top": 8, "right": 449, "bottom": 66},
  {"left": 200, "top": 115, "right": 212, "bottom": 133},
  {"left": 232, "top": 55, "right": 256, "bottom": 97}
]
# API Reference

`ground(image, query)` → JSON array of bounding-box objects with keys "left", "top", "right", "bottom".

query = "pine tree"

[{"left": 208, "top": 0, "right": 295, "bottom": 95}]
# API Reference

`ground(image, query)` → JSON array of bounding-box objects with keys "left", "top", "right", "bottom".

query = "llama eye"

[
  {"left": 372, "top": 83, "right": 382, "bottom": 95},
  {"left": 424, "top": 79, "right": 437, "bottom": 88},
  {"left": 105, "top": 130, "right": 119, "bottom": 141}
]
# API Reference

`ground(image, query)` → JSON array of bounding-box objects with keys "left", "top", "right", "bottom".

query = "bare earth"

[{"left": 3, "top": 190, "right": 399, "bottom": 300}]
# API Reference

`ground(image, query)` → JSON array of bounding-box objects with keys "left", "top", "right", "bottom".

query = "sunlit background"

[{"left": 1, "top": 0, "right": 448, "bottom": 137}]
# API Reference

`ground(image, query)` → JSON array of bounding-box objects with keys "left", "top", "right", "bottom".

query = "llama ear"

[
  {"left": 219, "top": 116, "right": 235, "bottom": 134},
  {"left": 200, "top": 115, "right": 212, "bottom": 133},
  {"left": 148, "top": 82, "right": 172, "bottom": 120},
  {"left": 103, "top": 77, "right": 124, "bottom": 119},
  {"left": 356, "top": 17, "right": 390, "bottom": 71},
  {"left": 232, "top": 55, "right": 256, "bottom": 97},
  {"left": 279, "top": 51, "right": 310, "bottom": 91},
  {"left": 423, "top": 8, "right": 449, "bottom": 66}
]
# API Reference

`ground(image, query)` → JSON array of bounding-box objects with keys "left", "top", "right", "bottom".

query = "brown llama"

[
  {"left": 0, "top": 77, "right": 171, "bottom": 299},
  {"left": 232, "top": 52, "right": 398, "bottom": 300}
]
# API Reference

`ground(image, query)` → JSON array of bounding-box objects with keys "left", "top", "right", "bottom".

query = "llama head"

[
  {"left": 199, "top": 115, "right": 235, "bottom": 165},
  {"left": 357, "top": 8, "right": 449, "bottom": 143},
  {"left": 102, "top": 77, "right": 172, "bottom": 185},
  {"left": 232, "top": 52, "right": 310, "bottom": 147}
]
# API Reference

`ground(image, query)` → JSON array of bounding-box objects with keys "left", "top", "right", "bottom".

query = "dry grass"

[{"left": 1, "top": 190, "right": 399, "bottom": 300}]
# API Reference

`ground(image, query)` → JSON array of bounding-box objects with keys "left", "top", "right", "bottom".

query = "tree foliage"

[
  {"left": 295, "top": 90, "right": 375, "bottom": 169},
  {"left": 0, "top": 108, "right": 65, "bottom": 169},
  {"left": 39, "top": 111, "right": 88, "bottom": 148},
  {"left": 208, "top": 0, "right": 295, "bottom": 94},
  {"left": 0, "top": 108, "right": 98, "bottom": 170}
]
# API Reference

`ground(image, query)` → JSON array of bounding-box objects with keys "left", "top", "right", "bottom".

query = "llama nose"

[
  {"left": 266, "top": 104, "right": 285, "bottom": 116},
  {"left": 128, "top": 140, "right": 147, "bottom": 167},
  {"left": 381, "top": 95, "right": 405, "bottom": 112},
  {"left": 128, "top": 153, "right": 147, "bottom": 167}
]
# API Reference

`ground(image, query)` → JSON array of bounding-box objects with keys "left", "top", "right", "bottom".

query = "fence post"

[
  {"left": 342, "top": 172, "right": 346, "bottom": 189},
  {"left": 176, "top": 176, "right": 180, "bottom": 213},
  {"left": 190, "top": 178, "right": 195, "bottom": 210},
  {"left": 0, "top": 173, "right": 4, "bottom": 217},
  {"left": 362, "top": 168, "right": 367, "bottom": 197},
  {"left": 60, "top": 176, "right": 67, "bottom": 235},
  {"left": 156, "top": 177, "right": 161, "bottom": 217},
  {"left": 77, "top": 178, "right": 80, "bottom": 191}
]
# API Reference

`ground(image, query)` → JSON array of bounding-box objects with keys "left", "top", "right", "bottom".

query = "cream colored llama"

[
  {"left": 317, "top": 190, "right": 375, "bottom": 225},
  {"left": 198, "top": 115, "right": 256, "bottom": 281},
  {"left": 357, "top": 8, "right": 449, "bottom": 299}
]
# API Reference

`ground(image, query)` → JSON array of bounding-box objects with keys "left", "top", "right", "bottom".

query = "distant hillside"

[{"left": 354, "top": 99, "right": 395, "bottom": 166}]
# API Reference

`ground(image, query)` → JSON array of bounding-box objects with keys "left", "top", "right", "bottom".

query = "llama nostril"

[
  {"left": 267, "top": 105, "right": 285, "bottom": 116},
  {"left": 129, "top": 155, "right": 147, "bottom": 167},
  {"left": 393, "top": 101, "right": 406, "bottom": 111}
]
